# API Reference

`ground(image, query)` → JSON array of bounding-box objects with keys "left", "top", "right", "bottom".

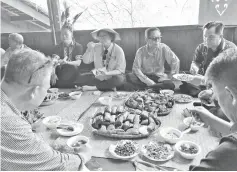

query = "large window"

[{"left": 59, "top": 0, "right": 200, "bottom": 30}]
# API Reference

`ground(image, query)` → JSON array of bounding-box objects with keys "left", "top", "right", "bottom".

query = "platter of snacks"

[
  {"left": 175, "top": 140, "right": 201, "bottom": 159},
  {"left": 141, "top": 141, "right": 174, "bottom": 162},
  {"left": 174, "top": 94, "right": 193, "bottom": 103},
  {"left": 109, "top": 140, "right": 139, "bottom": 160},
  {"left": 91, "top": 106, "right": 161, "bottom": 139},
  {"left": 41, "top": 93, "right": 58, "bottom": 106},
  {"left": 125, "top": 91, "right": 174, "bottom": 116},
  {"left": 173, "top": 74, "right": 193, "bottom": 82}
]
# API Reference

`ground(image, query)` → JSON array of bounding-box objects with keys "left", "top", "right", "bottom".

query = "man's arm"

[
  {"left": 162, "top": 44, "right": 180, "bottom": 75},
  {"left": 82, "top": 42, "right": 95, "bottom": 64},
  {"left": 190, "top": 107, "right": 232, "bottom": 135},
  {"left": 132, "top": 49, "right": 156, "bottom": 86},
  {"left": 190, "top": 44, "right": 204, "bottom": 74},
  {"left": 1, "top": 114, "right": 82, "bottom": 171},
  {"left": 190, "top": 134, "right": 237, "bottom": 171}
]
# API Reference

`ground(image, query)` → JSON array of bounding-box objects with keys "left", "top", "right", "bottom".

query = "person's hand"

[
  {"left": 188, "top": 106, "right": 213, "bottom": 125},
  {"left": 87, "top": 42, "right": 95, "bottom": 49},
  {"left": 157, "top": 73, "right": 169, "bottom": 82},
  {"left": 95, "top": 74, "right": 105, "bottom": 81},
  {"left": 190, "top": 63, "right": 199, "bottom": 75},
  {"left": 188, "top": 75, "right": 204, "bottom": 86},
  {"left": 74, "top": 144, "right": 92, "bottom": 163},
  {"left": 147, "top": 79, "right": 156, "bottom": 86},
  {"left": 198, "top": 89, "right": 213, "bottom": 101},
  {"left": 75, "top": 55, "right": 83, "bottom": 60}
]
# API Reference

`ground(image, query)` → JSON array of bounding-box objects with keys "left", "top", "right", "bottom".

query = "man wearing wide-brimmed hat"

[{"left": 77, "top": 28, "right": 126, "bottom": 91}]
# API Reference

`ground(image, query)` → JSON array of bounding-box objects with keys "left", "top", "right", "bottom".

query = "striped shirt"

[
  {"left": 0, "top": 89, "right": 81, "bottom": 171},
  {"left": 132, "top": 43, "right": 180, "bottom": 86}
]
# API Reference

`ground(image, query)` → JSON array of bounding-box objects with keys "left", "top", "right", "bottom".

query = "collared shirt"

[
  {"left": 0, "top": 89, "right": 81, "bottom": 171},
  {"left": 1, "top": 44, "right": 29, "bottom": 67},
  {"left": 192, "top": 38, "right": 237, "bottom": 75},
  {"left": 132, "top": 43, "right": 180, "bottom": 86},
  {"left": 83, "top": 43, "right": 126, "bottom": 73}
]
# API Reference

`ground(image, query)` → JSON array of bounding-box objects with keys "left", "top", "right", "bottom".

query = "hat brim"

[{"left": 91, "top": 28, "right": 121, "bottom": 41}]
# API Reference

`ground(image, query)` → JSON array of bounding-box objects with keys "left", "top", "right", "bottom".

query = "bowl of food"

[
  {"left": 67, "top": 135, "right": 89, "bottom": 149},
  {"left": 58, "top": 92, "right": 70, "bottom": 100},
  {"left": 175, "top": 140, "right": 201, "bottom": 159},
  {"left": 141, "top": 141, "right": 174, "bottom": 162},
  {"left": 160, "top": 90, "right": 174, "bottom": 96},
  {"left": 42, "top": 116, "right": 61, "bottom": 129},
  {"left": 69, "top": 91, "right": 82, "bottom": 100},
  {"left": 183, "top": 117, "right": 204, "bottom": 131},
  {"left": 109, "top": 140, "right": 139, "bottom": 160},
  {"left": 160, "top": 127, "right": 182, "bottom": 144},
  {"left": 41, "top": 93, "right": 58, "bottom": 106},
  {"left": 97, "top": 96, "right": 112, "bottom": 106},
  {"left": 48, "top": 88, "right": 59, "bottom": 93}
]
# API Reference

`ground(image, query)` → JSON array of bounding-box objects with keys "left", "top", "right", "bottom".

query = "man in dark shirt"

[
  {"left": 189, "top": 48, "right": 237, "bottom": 171},
  {"left": 180, "top": 21, "right": 236, "bottom": 97}
]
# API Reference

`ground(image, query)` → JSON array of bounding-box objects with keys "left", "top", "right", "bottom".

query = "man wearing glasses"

[
  {"left": 181, "top": 21, "right": 236, "bottom": 121},
  {"left": 126, "top": 27, "right": 180, "bottom": 91},
  {"left": 1, "top": 49, "right": 91, "bottom": 170}
]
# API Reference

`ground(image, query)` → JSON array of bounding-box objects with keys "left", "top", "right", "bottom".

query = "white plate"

[
  {"left": 141, "top": 142, "right": 174, "bottom": 162},
  {"left": 173, "top": 74, "right": 193, "bottom": 82},
  {"left": 174, "top": 94, "right": 193, "bottom": 103},
  {"left": 42, "top": 116, "right": 61, "bottom": 129},
  {"left": 69, "top": 91, "right": 82, "bottom": 100},
  {"left": 57, "top": 122, "right": 84, "bottom": 136},
  {"left": 109, "top": 141, "right": 139, "bottom": 160}
]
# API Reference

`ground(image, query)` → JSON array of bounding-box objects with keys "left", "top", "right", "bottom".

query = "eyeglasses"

[
  {"left": 149, "top": 36, "right": 162, "bottom": 41},
  {"left": 28, "top": 59, "right": 52, "bottom": 84},
  {"left": 103, "top": 49, "right": 108, "bottom": 61}
]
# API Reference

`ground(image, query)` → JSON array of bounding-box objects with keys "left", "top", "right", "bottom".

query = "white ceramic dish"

[
  {"left": 160, "top": 127, "right": 182, "bottom": 144},
  {"left": 109, "top": 140, "right": 139, "bottom": 160},
  {"left": 173, "top": 74, "right": 193, "bottom": 82},
  {"left": 69, "top": 91, "right": 82, "bottom": 100},
  {"left": 48, "top": 88, "right": 59, "bottom": 93},
  {"left": 141, "top": 142, "right": 174, "bottom": 162},
  {"left": 183, "top": 117, "right": 204, "bottom": 131},
  {"left": 97, "top": 96, "right": 112, "bottom": 105},
  {"left": 67, "top": 135, "right": 89, "bottom": 149},
  {"left": 160, "top": 90, "right": 174, "bottom": 96},
  {"left": 57, "top": 122, "right": 84, "bottom": 136},
  {"left": 42, "top": 116, "right": 61, "bottom": 129},
  {"left": 175, "top": 140, "right": 201, "bottom": 159}
]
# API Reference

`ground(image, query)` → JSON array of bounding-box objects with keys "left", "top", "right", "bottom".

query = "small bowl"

[
  {"left": 175, "top": 140, "right": 201, "bottom": 159},
  {"left": 48, "top": 88, "right": 59, "bottom": 93},
  {"left": 98, "top": 96, "right": 112, "bottom": 105},
  {"left": 69, "top": 91, "right": 82, "bottom": 100},
  {"left": 160, "top": 127, "right": 182, "bottom": 144},
  {"left": 160, "top": 89, "right": 174, "bottom": 96},
  {"left": 183, "top": 117, "right": 204, "bottom": 131},
  {"left": 42, "top": 116, "right": 61, "bottom": 129},
  {"left": 67, "top": 135, "right": 89, "bottom": 149}
]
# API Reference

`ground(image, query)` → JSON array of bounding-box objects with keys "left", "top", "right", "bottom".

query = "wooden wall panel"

[{"left": 1, "top": 25, "right": 236, "bottom": 71}]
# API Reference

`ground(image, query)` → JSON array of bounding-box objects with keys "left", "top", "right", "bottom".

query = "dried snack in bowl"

[{"left": 114, "top": 140, "right": 139, "bottom": 157}]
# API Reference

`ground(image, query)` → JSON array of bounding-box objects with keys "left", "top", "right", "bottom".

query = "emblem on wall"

[{"left": 210, "top": 0, "right": 233, "bottom": 16}]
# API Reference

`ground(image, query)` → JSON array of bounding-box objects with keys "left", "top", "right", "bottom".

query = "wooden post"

[{"left": 47, "top": 0, "right": 61, "bottom": 45}]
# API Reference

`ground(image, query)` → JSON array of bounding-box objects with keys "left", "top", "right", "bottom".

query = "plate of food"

[
  {"left": 41, "top": 93, "right": 58, "bottom": 106},
  {"left": 174, "top": 94, "right": 193, "bottom": 103},
  {"left": 125, "top": 91, "right": 174, "bottom": 116},
  {"left": 183, "top": 116, "right": 204, "bottom": 131},
  {"left": 91, "top": 106, "right": 161, "bottom": 139},
  {"left": 58, "top": 92, "right": 70, "bottom": 100},
  {"left": 57, "top": 122, "right": 84, "bottom": 137},
  {"left": 113, "top": 92, "right": 129, "bottom": 100},
  {"left": 175, "top": 140, "right": 201, "bottom": 159},
  {"left": 67, "top": 135, "right": 89, "bottom": 149},
  {"left": 42, "top": 116, "right": 61, "bottom": 129},
  {"left": 173, "top": 74, "right": 193, "bottom": 82},
  {"left": 141, "top": 141, "right": 174, "bottom": 162},
  {"left": 109, "top": 140, "right": 140, "bottom": 160}
]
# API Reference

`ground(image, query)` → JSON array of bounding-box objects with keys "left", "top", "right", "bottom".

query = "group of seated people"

[{"left": 1, "top": 19, "right": 237, "bottom": 170}]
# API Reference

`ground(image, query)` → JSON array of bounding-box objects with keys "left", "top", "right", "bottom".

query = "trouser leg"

[{"left": 96, "top": 74, "right": 126, "bottom": 91}]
